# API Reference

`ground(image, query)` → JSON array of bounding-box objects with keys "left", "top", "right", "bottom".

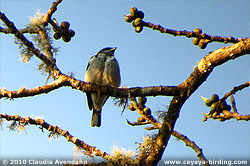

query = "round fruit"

[
  {"left": 198, "top": 41, "right": 207, "bottom": 49},
  {"left": 138, "top": 96, "right": 147, "bottom": 106},
  {"left": 135, "top": 26, "right": 143, "bottom": 33},
  {"left": 211, "top": 94, "right": 219, "bottom": 102},
  {"left": 192, "top": 38, "right": 200, "bottom": 45},
  {"left": 136, "top": 11, "right": 144, "bottom": 19},
  {"left": 130, "top": 7, "right": 138, "bottom": 16},
  {"left": 194, "top": 28, "right": 202, "bottom": 34},
  {"left": 125, "top": 15, "right": 135, "bottom": 23},
  {"left": 224, "top": 105, "right": 231, "bottom": 111},
  {"left": 134, "top": 18, "right": 142, "bottom": 26},
  {"left": 53, "top": 32, "right": 61, "bottom": 40},
  {"left": 210, "top": 102, "right": 218, "bottom": 111},
  {"left": 143, "top": 107, "right": 151, "bottom": 115},
  {"left": 137, "top": 116, "right": 146, "bottom": 122},
  {"left": 62, "top": 34, "right": 71, "bottom": 42},
  {"left": 60, "top": 21, "right": 70, "bottom": 30},
  {"left": 129, "top": 103, "right": 136, "bottom": 111},
  {"left": 68, "top": 29, "right": 75, "bottom": 37}
]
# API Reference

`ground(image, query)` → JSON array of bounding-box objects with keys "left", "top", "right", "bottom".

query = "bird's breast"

[{"left": 103, "top": 58, "right": 121, "bottom": 87}]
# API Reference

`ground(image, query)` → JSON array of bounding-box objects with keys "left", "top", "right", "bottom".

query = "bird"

[{"left": 84, "top": 47, "right": 121, "bottom": 127}]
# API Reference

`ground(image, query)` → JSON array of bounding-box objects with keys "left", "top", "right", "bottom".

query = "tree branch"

[
  {"left": 0, "top": 75, "right": 69, "bottom": 99},
  {"left": 127, "top": 120, "right": 151, "bottom": 126},
  {"left": 127, "top": 98, "right": 209, "bottom": 165},
  {"left": 220, "top": 81, "right": 250, "bottom": 101},
  {"left": 217, "top": 110, "right": 249, "bottom": 121},
  {"left": 0, "top": 72, "right": 179, "bottom": 99},
  {"left": 0, "top": 8, "right": 181, "bottom": 100},
  {"left": 43, "top": 0, "right": 63, "bottom": 24},
  {"left": 130, "top": 97, "right": 162, "bottom": 129},
  {"left": 0, "top": 113, "right": 113, "bottom": 162},
  {"left": 125, "top": 7, "right": 246, "bottom": 46},
  {"left": 172, "top": 131, "right": 209, "bottom": 166},
  {"left": 43, "top": 0, "right": 64, "bottom": 34},
  {"left": 203, "top": 94, "right": 250, "bottom": 122},
  {"left": 146, "top": 38, "right": 250, "bottom": 165},
  {"left": 202, "top": 81, "right": 250, "bottom": 122},
  {"left": 1, "top": 4, "right": 249, "bottom": 165},
  {"left": 0, "top": 26, "right": 38, "bottom": 34},
  {"left": 0, "top": 11, "right": 58, "bottom": 71},
  {"left": 38, "top": 25, "right": 55, "bottom": 61},
  {"left": 0, "top": 67, "right": 181, "bottom": 99},
  {"left": 142, "top": 21, "right": 246, "bottom": 44}
]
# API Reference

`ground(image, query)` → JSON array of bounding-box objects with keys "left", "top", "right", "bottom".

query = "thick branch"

[
  {"left": 0, "top": 71, "right": 181, "bottom": 99},
  {"left": 0, "top": 77, "right": 179, "bottom": 100},
  {"left": 58, "top": 71, "right": 181, "bottom": 97},
  {"left": 146, "top": 39, "right": 250, "bottom": 165}
]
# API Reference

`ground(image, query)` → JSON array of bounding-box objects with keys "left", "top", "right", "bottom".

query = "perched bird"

[{"left": 84, "top": 47, "right": 121, "bottom": 127}]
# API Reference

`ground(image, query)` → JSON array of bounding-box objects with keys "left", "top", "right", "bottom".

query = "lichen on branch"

[{"left": 0, "top": 113, "right": 113, "bottom": 162}]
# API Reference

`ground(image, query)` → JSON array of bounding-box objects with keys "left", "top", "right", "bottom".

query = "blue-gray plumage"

[{"left": 84, "top": 47, "right": 121, "bottom": 127}]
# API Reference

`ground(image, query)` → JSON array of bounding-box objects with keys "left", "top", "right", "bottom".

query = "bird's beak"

[{"left": 111, "top": 47, "right": 117, "bottom": 51}]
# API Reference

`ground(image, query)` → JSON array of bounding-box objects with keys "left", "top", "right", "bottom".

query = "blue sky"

[{"left": 0, "top": 0, "right": 249, "bottom": 164}]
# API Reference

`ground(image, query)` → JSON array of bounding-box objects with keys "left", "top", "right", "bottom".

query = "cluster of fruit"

[
  {"left": 192, "top": 28, "right": 210, "bottom": 49},
  {"left": 129, "top": 96, "right": 152, "bottom": 123},
  {"left": 53, "top": 21, "right": 75, "bottom": 42},
  {"left": 125, "top": 7, "right": 145, "bottom": 33},
  {"left": 201, "top": 94, "right": 231, "bottom": 116}
]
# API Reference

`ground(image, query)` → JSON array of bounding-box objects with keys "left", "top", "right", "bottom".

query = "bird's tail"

[{"left": 91, "top": 109, "right": 101, "bottom": 127}]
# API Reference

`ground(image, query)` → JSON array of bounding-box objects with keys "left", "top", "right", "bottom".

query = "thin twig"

[
  {"left": 43, "top": 0, "right": 63, "bottom": 32},
  {"left": 142, "top": 21, "right": 246, "bottom": 44},
  {"left": 172, "top": 131, "right": 209, "bottom": 166},
  {"left": 203, "top": 81, "right": 250, "bottom": 122},
  {"left": 126, "top": 120, "right": 151, "bottom": 126},
  {"left": 230, "top": 95, "right": 238, "bottom": 113},
  {"left": 205, "top": 110, "right": 250, "bottom": 121},
  {"left": 130, "top": 97, "right": 162, "bottom": 129},
  {"left": 221, "top": 81, "right": 250, "bottom": 101},
  {"left": 43, "top": 0, "right": 63, "bottom": 23},
  {"left": 0, "top": 26, "right": 38, "bottom": 34}
]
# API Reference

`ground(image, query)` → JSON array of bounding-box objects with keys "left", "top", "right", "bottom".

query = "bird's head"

[{"left": 96, "top": 47, "right": 117, "bottom": 56}]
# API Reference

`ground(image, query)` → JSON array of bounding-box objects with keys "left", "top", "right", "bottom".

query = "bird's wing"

[
  {"left": 86, "top": 92, "right": 93, "bottom": 110},
  {"left": 85, "top": 55, "right": 106, "bottom": 84},
  {"left": 84, "top": 55, "right": 107, "bottom": 111}
]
